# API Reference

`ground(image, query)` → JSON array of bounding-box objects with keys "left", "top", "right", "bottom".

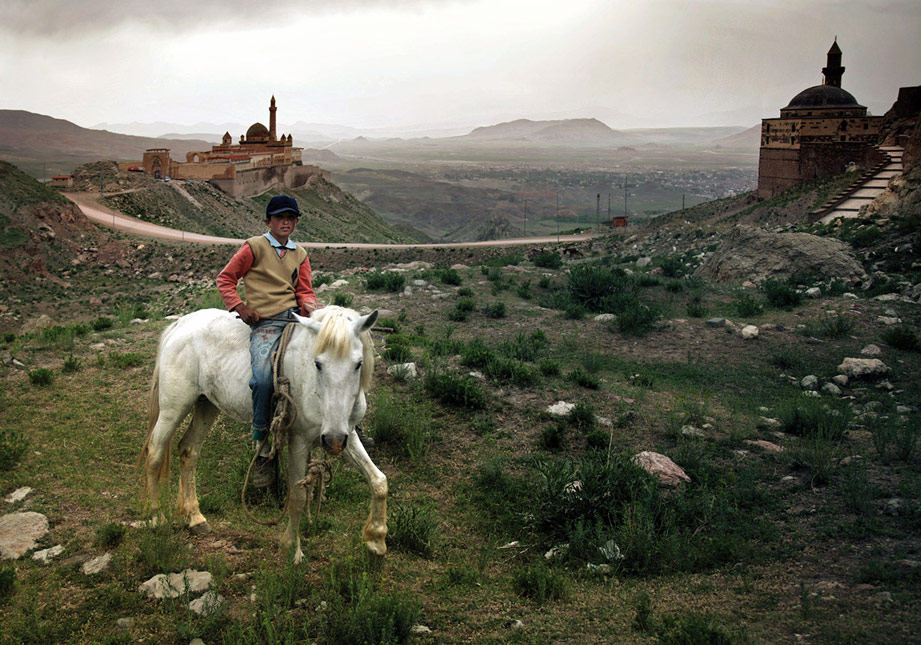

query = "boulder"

[
  {"left": 838, "top": 358, "right": 890, "bottom": 380},
  {"left": 138, "top": 569, "right": 212, "bottom": 599},
  {"left": 695, "top": 226, "right": 866, "bottom": 284},
  {"left": 741, "top": 325, "right": 759, "bottom": 339},
  {"left": 0, "top": 511, "right": 49, "bottom": 559},
  {"left": 631, "top": 451, "right": 690, "bottom": 487}
]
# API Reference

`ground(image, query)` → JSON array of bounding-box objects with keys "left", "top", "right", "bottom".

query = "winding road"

[{"left": 68, "top": 192, "right": 598, "bottom": 249}]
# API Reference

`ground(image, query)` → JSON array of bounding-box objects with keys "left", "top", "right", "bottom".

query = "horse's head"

[{"left": 296, "top": 306, "right": 377, "bottom": 456}]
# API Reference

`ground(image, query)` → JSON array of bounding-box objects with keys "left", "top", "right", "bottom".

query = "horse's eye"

[
  {"left": 314, "top": 361, "right": 322, "bottom": 372},
  {"left": 355, "top": 360, "right": 363, "bottom": 371}
]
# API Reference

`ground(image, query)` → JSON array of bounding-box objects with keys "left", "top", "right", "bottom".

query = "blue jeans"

[{"left": 249, "top": 308, "right": 297, "bottom": 441}]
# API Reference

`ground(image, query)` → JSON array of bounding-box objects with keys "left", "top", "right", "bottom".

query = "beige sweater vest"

[{"left": 242, "top": 236, "right": 308, "bottom": 316}]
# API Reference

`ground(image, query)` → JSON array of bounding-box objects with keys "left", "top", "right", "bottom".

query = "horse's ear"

[
  {"left": 353, "top": 310, "right": 378, "bottom": 336},
  {"left": 293, "top": 312, "right": 322, "bottom": 334}
]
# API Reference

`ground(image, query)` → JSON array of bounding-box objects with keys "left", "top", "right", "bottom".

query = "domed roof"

[
  {"left": 783, "top": 84, "right": 863, "bottom": 110},
  {"left": 245, "top": 122, "right": 269, "bottom": 139}
]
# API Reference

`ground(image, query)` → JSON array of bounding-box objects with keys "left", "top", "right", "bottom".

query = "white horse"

[{"left": 139, "top": 306, "right": 387, "bottom": 562}]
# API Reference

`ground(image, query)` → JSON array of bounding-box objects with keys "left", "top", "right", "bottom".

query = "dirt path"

[{"left": 67, "top": 191, "right": 599, "bottom": 249}]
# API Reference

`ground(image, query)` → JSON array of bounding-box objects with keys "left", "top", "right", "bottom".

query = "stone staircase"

[{"left": 811, "top": 146, "right": 904, "bottom": 224}]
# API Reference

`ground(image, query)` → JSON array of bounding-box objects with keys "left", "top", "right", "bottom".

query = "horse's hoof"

[{"left": 189, "top": 521, "right": 211, "bottom": 536}]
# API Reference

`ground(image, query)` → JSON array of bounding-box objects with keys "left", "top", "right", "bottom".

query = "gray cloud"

[{"left": 0, "top": 0, "right": 456, "bottom": 37}]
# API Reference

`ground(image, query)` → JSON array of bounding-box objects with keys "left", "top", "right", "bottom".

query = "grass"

[{"left": 2, "top": 231, "right": 921, "bottom": 643}]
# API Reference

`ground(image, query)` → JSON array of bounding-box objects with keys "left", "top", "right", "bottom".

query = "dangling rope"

[{"left": 242, "top": 322, "right": 333, "bottom": 526}]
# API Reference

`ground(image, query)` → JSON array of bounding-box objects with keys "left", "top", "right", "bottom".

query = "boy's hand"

[{"left": 234, "top": 304, "right": 262, "bottom": 326}]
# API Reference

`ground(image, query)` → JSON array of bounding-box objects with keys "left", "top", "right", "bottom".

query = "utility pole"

[
  {"left": 523, "top": 199, "right": 527, "bottom": 238},
  {"left": 596, "top": 193, "right": 600, "bottom": 229},
  {"left": 556, "top": 192, "right": 560, "bottom": 243},
  {"left": 623, "top": 175, "right": 629, "bottom": 219},
  {"left": 99, "top": 171, "right": 104, "bottom": 198}
]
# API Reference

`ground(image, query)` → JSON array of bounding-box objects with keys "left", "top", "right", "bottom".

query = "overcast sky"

[{"left": 0, "top": 0, "right": 918, "bottom": 134}]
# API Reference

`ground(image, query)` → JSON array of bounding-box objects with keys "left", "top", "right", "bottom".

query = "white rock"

[
  {"left": 860, "top": 344, "right": 882, "bottom": 356},
  {"left": 822, "top": 382, "right": 842, "bottom": 396},
  {"left": 832, "top": 374, "right": 849, "bottom": 386},
  {"left": 5, "top": 487, "right": 33, "bottom": 504},
  {"left": 547, "top": 401, "right": 574, "bottom": 416},
  {"left": 411, "top": 625, "right": 433, "bottom": 635},
  {"left": 331, "top": 279, "right": 349, "bottom": 288},
  {"left": 401, "top": 286, "right": 413, "bottom": 297},
  {"left": 741, "top": 325, "right": 759, "bottom": 339},
  {"left": 636, "top": 257, "right": 652, "bottom": 268},
  {"left": 631, "top": 451, "right": 691, "bottom": 487},
  {"left": 32, "top": 544, "right": 64, "bottom": 563},
  {"left": 593, "top": 314, "right": 616, "bottom": 322},
  {"left": 387, "top": 363, "right": 417, "bottom": 378},
  {"left": 82, "top": 552, "right": 113, "bottom": 575},
  {"left": 138, "top": 569, "right": 212, "bottom": 599},
  {"left": 681, "top": 425, "right": 704, "bottom": 437},
  {"left": 838, "top": 358, "right": 889, "bottom": 379},
  {"left": 510, "top": 620, "right": 525, "bottom": 630},
  {"left": 116, "top": 617, "right": 135, "bottom": 629},
  {"left": 877, "top": 316, "right": 901, "bottom": 325},
  {"left": 189, "top": 591, "right": 224, "bottom": 616},
  {"left": 801, "top": 375, "right": 818, "bottom": 390},
  {"left": 0, "top": 511, "right": 49, "bottom": 560},
  {"left": 805, "top": 287, "right": 822, "bottom": 298},
  {"left": 743, "top": 439, "right": 783, "bottom": 454}
]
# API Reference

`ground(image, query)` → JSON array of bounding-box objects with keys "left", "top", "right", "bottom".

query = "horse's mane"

[{"left": 309, "top": 306, "right": 374, "bottom": 391}]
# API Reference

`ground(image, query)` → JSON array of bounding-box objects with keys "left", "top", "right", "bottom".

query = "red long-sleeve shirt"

[{"left": 217, "top": 241, "right": 318, "bottom": 316}]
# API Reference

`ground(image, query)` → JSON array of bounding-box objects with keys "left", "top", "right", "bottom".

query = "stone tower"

[
  {"left": 822, "top": 39, "right": 845, "bottom": 88},
  {"left": 269, "top": 95, "right": 277, "bottom": 142}
]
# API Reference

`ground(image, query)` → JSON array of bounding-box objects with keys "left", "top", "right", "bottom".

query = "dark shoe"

[
  {"left": 252, "top": 454, "right": 276, "bottom": 488},
  {"left": 354, "top": 426, "right": 374, "bottom": 447}
]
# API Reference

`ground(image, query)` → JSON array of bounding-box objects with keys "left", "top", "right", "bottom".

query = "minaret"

[
  {"left": 822, "top": 39, "right": 844, "bottom": 88},
  {"left": 269, "top": 95, "right": 277, "bottom": 142}
]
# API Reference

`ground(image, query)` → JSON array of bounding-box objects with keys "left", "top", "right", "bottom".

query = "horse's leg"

[
  {"left": 344, "top": 432, "right": 388, "bottom": 555},
  {"left": 283, "top": 431, "right": 310, "bottom": 563},
  {"left": 144, "top": 402, "right": 193, "bottom": 525},
  {"left": 177, "top": 397, "right": 220, "bottom": 534}
]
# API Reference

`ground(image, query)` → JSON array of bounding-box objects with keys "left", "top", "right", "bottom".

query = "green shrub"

[
  {"left": 612, "top": 300, "right": 660, "bottom": 336},
  {"left": 447, "top": 307, "right": 470, "bottom": 322},
  {"left": 776, "top": 395, "right": 852, "bottom": 440},
  {"left": 383, "top": 343, "right": 412, "bottom": 363},
  {"left": 734, "top": 292, "right": 764, "bottom": 317},
  {"left": 686, "top": 295, "right": 707, "bottom": 318},
  {"left": 28, "top": 368, "right": 54, "bottom": 387},
  {"left": 541, "top": 422, "right": 567, "bottom": 451},
  {"left": 538, "top": 275, "right": 553, "bottom": 289},
  {"left": 513, "top": 561, "right": 567, "bottom": 603},
  {"left": 457, "top": 286, "right": 474, "bottom": 297},
  {"left": 499, "top": 330, "right": 549, "bottom": 362},
  {"left": 803, "top": 312, "right": 854, "bottom": 339},
  {"left": 533, "top": 251, "right": 563, "bottom": 269},
  {"left": 762, "top": 278, "right": 803, "bottom": 309},
  {"left": 564, "top": 302, "right": 587, "bottom": 319},
  {"left": 368, "top": 391, "right": 433, "bottom": 463},
  {"left": 92, "top": 316, "right": 114, "bottom": 331},
  {"left": 0, "top": 426, "right": 27, "bottom": 471},
  {"left": 389, "top": 502, "right": 439, "bottom": 558},
  {"left": 322, "top": 571, "right": 420, "bottom": 645},
  {"left": 851, "top": 225, "right": 882, "bottom": 247},
  {"left": 567, "top": 368, "right": 600, "bottom": 389},
  {"left": 516, "top": 280, "right": 532, "bottom": 299},
  {"left": 2, "top": 332, "right": 14, "bottom": 344},
  {"left": 568, "top": 400, "right": 596, "bottom": 430},
  {"left": 437, "top": 267, "right": 462, "bottom": 285},
  {"left": 567, "top": 264, "right": 636, "bottom": 313},
  {"left": 313, "top": 274, "right": 333, "bottom": 288},
  {"left": 658, "top": 256, "right": 684, "bottom": 278},
  {"left": 333, "top": 292, "right": 354, "bottom": 308},
  {"left": 484, "top": 302, "right": 507, "bottom": 319},
  {"left": 539, "top": 359, "right": 561, "bottom": 376},
  {"left": 365, "top": 270, "right": 406, "bottom": 292},
  {"left": 424, "top": 365, "right": 488, "bottom": 409},
  {"left": 62, "top": 355, "right": 81, "bottom": 373},
  {"left": 586, "top": 428, "right": 610, "bottom": 450},
  {"left": 95, "top": 522, "right": 127, "bottom": 548},
  {"left": 882, "top": 325, "right": 920, "bottom": 351},
  {"left": 138, "top": 521, "right": 189, "bottom": 576},
  {"left": 455, "top": 297, "right": 476, "bottom": 312},
  {"left": 0, "top": 564, "right": 14, "bottom": 602},
  {"left": 769, "top": 347, "right": 804, "bottom": 372},
  {"left": 656, "top": 612, "right": 735, "bottom": 645},
  {"left": 665, "top": 280, "right": 684, "bottom": 293},
  {"left": 109, "top": 352, "right": 145, "bottom": 368}
]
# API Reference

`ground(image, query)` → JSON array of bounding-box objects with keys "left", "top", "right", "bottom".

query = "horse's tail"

[{"left": 138, "top": 324, "right": 173, "bottom": 488}]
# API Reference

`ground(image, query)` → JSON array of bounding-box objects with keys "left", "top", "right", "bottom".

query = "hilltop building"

[
  {"left": 126, "top": 97, "right": 328, "bottom": 198},
  {"left": 757, "top": 40, "right": 884, "bottom": 198}
]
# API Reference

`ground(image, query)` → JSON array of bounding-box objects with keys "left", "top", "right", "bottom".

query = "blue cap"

[{"left": 266, "top": 195, "right": 300, "bottom": 217}]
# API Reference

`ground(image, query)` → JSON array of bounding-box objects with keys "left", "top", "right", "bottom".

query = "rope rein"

[{"left": 241, "top": 322, "right": 333, "bottom": 526}]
